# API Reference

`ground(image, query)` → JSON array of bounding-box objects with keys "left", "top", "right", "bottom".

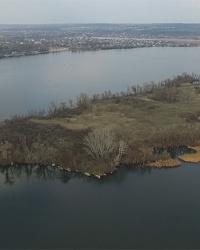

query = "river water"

[
  {"left": 1, "top": 48, "right": 200, "bottom": 249},
  {"left": 0, "top": 47, "right": 200, "bottom": 120},
  {"left": 1, "top": 162, "right": 200, "bottom": 249}
]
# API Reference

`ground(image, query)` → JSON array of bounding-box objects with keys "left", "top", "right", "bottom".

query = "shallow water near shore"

[{"left": 1, "top": 161, "right": 200, "bottom": 249}]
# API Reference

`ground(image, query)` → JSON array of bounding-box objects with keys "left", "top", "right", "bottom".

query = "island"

[{"left": 0, "top": 73, "right": 200, "bottom": 178}]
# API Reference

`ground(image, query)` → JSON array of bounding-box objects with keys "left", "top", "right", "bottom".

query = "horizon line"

[{"left": 1, "top": 22, "right": 200, "bottom": 26}]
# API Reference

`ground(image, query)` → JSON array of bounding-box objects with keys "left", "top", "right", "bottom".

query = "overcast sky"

[{"left": 0, "top": 0, "right": 200, "bottom": 24}]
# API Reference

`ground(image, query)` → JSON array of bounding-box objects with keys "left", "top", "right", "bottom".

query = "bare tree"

[
  {"left": 83, "top": 128, "right": 116, "bottom": 159},
  {"left": 114, "top": 140, "right": 127, "bottom": 166}
]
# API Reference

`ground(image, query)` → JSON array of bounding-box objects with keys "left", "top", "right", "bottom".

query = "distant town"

[{"left": 0, "top": 23, "right": 200, "bottom": 58}]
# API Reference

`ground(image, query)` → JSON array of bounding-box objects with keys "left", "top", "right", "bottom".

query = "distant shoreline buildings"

[{"left": 0, "top": 23, "right": 200, "bottom": 59}]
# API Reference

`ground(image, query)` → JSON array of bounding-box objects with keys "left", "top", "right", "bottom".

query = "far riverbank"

[{"left": 1, "top": 41, "right": 200, "bottom": 60}]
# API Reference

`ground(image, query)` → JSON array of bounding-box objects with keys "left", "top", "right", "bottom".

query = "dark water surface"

[
  {"left": 1, "top": 163, "right": 200, "bottom": 249},
  {"left": 0, "top": 47, "right": 200, "bottom": 120}
]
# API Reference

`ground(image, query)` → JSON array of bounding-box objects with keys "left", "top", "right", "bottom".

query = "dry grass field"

[
  {"left": 31, "top": 83, "right": 200, "bottom": 147},
  {"left": 179, "top": 146, "right": 200, "bottom": 162}
]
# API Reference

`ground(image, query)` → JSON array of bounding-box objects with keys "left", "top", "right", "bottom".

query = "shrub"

[
  {"left": 83, "top": 128, "right": 116, "bottom": 159},
  {"left": 48, "top": 101, "right": 59, "bottom": 115},
  {"left": 151, "top": 87, "right": 179, "bottom": 102},
  {"left": 150, "top": 151, "right": 171, "bottom": 162},
  {"left": 76, "top": 93, "right": 92, "bottom": 109},
  {"left": 114, "top": 140, "right": 127, "bottom": 165},
  {"left": 0, "top": 141, "right": 13, "bottom": 162}
]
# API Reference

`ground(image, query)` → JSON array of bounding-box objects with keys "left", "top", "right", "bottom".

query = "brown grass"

[
  {"left": 147, "top": 159, "right": 181, "bottom": 168},
  {"left": 30, "top": 117, "right": 89, "bottom": 130},
  {"left": 179, "top": 146, "right": 200, "bottom": 163},
  {"left": 30, "top": 84, "right": 200, "bottom": 147}
]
